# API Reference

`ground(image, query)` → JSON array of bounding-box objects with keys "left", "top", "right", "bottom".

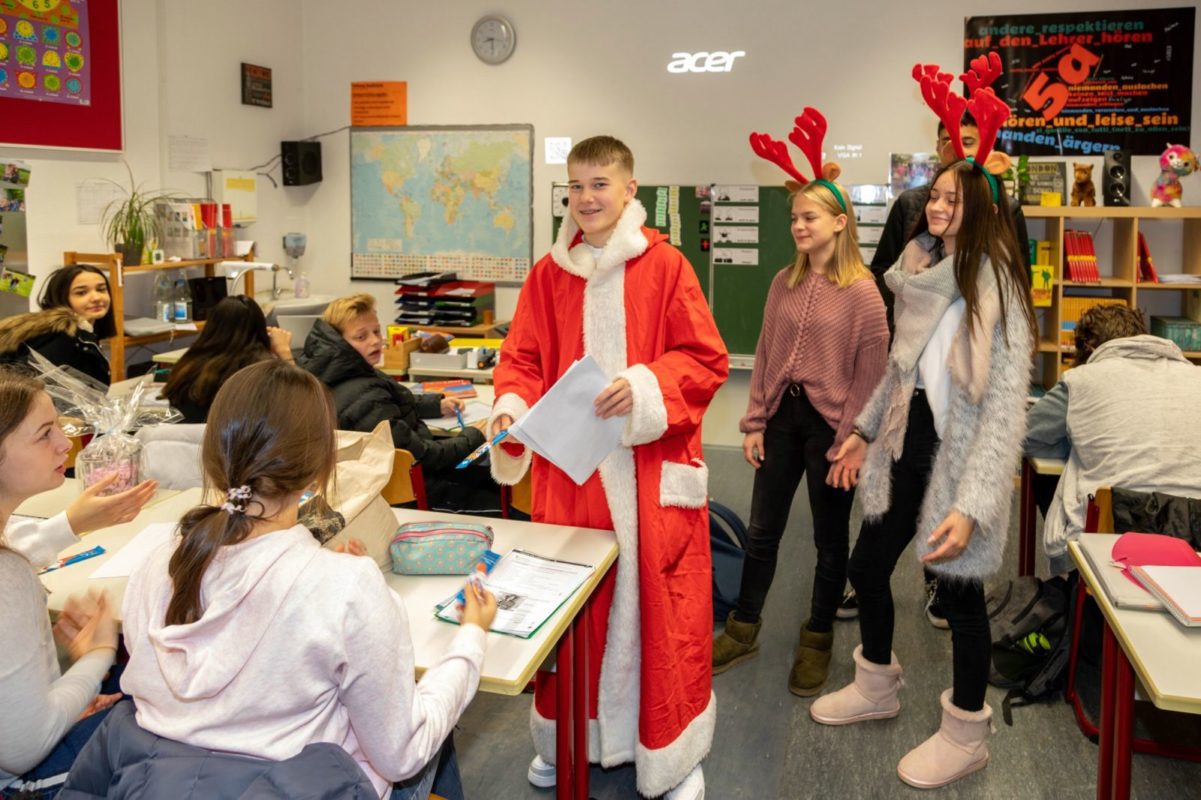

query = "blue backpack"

[{"left": 709, "top": 500, "right": 748, "bottom": 622}]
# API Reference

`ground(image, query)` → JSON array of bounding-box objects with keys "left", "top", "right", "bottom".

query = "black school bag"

[
  {"left": 986, "top": 574, "right": 1074, "bottom": 725},
  {"left": 709, "top": 500, "right": 748, "bottom": 623}
]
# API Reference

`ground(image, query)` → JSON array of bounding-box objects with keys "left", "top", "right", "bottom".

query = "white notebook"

[{"left": 1131, "top": 566, "right": 1201, "bottom": 627}]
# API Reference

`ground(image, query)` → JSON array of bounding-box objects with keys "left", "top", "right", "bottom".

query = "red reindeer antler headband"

[
  {"left": 912, "top": 51, "right": 1012, "bottom": 200},
  {"left": 749, "top": 107, "right": 845, "bottom": 210}
]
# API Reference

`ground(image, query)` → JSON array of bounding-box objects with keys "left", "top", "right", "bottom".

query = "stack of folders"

[{"left": 1131, "top": 566, "right": 1201, "bottom": 626}]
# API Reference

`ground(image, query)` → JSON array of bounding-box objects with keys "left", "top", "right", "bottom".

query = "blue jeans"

[{"left": 391, "top": 734, "right": 463, "bottom": 800}]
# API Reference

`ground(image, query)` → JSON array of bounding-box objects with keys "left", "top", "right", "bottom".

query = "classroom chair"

[
  {"left": 1065, "top": 486, "right": 1201, "bottom": 762},
  {"left": 381, "top": 448, "right": 429, "bottom": 509}
]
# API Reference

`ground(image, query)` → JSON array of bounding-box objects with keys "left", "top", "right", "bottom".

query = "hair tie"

[
  {"left": 965, "top": 156, "right": 1000, "bottom": 203},
  {"left": 811, "top": 178, "right": 848, "bottom": 213},
  {"left": 221, "top": 485, "right": 253, "bottom": 515}
]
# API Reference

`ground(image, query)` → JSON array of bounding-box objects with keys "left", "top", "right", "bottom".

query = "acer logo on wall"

[{"left": 666, "top": 51, "right": 746, "bottom": 73}]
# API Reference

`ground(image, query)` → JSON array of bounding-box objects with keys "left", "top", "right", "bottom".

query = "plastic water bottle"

[
  {"left": 172, "top": 271, "right": 192, "bottom": 323},
  {"left": 293, "top": 270, "right": 310, "bottom": 299},
  {"left": 154, "top": 272, "right": 174, "bottom": 322}
]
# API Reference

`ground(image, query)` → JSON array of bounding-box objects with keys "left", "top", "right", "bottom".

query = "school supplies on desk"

[
  {"left": 89, "top": 522, "right": 179, "bottom": 579},
  {"left": 428, "top": 400, "right": 491, "bottom": 434},
  {"left": 435, "top": 548, "right": 595, "bottom": 638},
  {"left": 1131, "top": 566, "right": 1201, "bottom": 626},
  {"left": 389, "top": 522, "right": 495, "bottom": 575},
  {"left": 39, "top": 546, "right": 105, "bottom": 574},
  {"left": 456, "top": 428, "right": 508, "bottom": 469}
]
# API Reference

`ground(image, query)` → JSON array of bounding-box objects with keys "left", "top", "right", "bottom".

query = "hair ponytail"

[{"left": 163, "top": 360, "right": 337, "bottom": 627}]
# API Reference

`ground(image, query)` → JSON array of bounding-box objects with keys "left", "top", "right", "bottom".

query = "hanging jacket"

[
  {"left": 298, "top": 319, "right": 483, "bottom": 470},
  {"left": 0, "top": 307, "right": 110, "bottom": 385}
]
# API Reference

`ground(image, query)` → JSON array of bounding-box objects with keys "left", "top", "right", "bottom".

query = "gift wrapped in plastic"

[{"left": 25, "top": 351, "right": 181, "bottom": 496}]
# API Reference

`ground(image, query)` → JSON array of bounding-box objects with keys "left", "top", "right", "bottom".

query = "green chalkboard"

[{"left": 549, "top": 184, "right": 798, "bottom": 359}]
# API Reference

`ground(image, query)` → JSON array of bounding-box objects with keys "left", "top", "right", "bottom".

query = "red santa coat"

[{"left": 489, "top": 199, "right": 727, "bottom": 796}]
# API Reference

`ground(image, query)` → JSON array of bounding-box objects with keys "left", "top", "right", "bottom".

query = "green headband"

[
  {"left": 811, "top": 178, "right": 847, "bottom": 213},
  {"left": 965, "top": 157, "right": 1000, "bottom": 203}
]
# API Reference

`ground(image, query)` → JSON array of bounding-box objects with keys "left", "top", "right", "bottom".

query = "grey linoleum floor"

[{"left": 454, "top": 446, "right": 1201, "bottom": 799}]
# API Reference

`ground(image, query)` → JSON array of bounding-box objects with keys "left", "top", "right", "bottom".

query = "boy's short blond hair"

[
  {"left": 568, "top": 136, "right": 635, "bottom": 175},
  {"left": 322, "top": 293, "right": 376, "bottom": 333}
]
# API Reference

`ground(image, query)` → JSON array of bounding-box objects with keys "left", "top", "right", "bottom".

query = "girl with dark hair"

[
  {"left": 809, "top": 62, "right": 1037, "bottom": 790},
  {"left": 120, "top": 360, "right": 496, "bottom": 800},
  {"left": 0, "top": 265, "right": 114, "bottom": 385},
  {"left": 162, "top": 295, "right": 293, "bottom": 422},
  {"left": 0, "top": 368, "right": 125, "bottom": 799}
]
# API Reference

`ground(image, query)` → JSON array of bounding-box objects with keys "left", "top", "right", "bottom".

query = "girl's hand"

[
  {"left": 922, "top": 510, "right": 975, "bottom": 564},
  {"left": 333, "top": 538, "right": 368, "bottom": 557},
  {"left": 594, "top": 379, "right": 633, "bottom": 419},
  {"left": 491, "top": 413, "right": 514, "bottom": 438},
  {"left": 55, "top": 589, "right": 118, "bottom": 661},
  {"left": 79, "top": 692, "right": 123, "bottom": 720},
  {"left": 440, "top": 396, "right": 465, "bottom": 417},
  {"left": 826, "top": 435, "right": 867, "bottom": 489},
  {"left": 460, "top": 580, "right": 498, "bottom": 631},
  {"left": 66, "top": 477, "right": 159, "bottom": 535},
  {"left": 742, "top": 432, "right": 765, "bottom": 469},
  {"left": 266, "top": 326, "right": 294, "bottom": 361}
]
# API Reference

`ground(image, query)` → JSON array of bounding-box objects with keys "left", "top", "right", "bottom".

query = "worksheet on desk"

[
  {"left": 426, "top": 400, "right": 492, "bottom": 432},
  {"left": 90, "top": 522, "right": 178, "bottom": 579}
]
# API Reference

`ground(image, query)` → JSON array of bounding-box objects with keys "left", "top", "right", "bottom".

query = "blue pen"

[
  {"left": 39, "top": 545, "right": 105, "bottom": 574},
  {"left": 455, "top": 405, "right": 466, "bottom": 430},
  {"left": 456, "top": 428, "right": 509, "bottom": 469}
]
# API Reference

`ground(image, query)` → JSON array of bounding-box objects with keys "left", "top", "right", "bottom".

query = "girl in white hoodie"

[{"left": 120, "top": 360, "right": 497, "bottom": 799}]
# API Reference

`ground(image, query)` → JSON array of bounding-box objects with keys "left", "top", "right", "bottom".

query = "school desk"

[
  {"left": 1018, "top": 455, "right": 1066, "bottom": 576},
  {"left": 1069, "top": 535, "right": 1201, "bottom": 800},
  {"left": 388, "top": 507, "right": 618, "bottom": 800}
]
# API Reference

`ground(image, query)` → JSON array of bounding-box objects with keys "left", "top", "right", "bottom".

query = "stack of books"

[
  {"left": 1064, "top": 229, "right": 1100, "bottom": 282},
  {"left": 394, "top": 273, "right": 495, "bottom": 327}
]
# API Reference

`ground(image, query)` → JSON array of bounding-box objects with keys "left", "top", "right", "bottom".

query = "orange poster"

[{"left": 351, "top": 81, "right": 407, "bottom": 126}]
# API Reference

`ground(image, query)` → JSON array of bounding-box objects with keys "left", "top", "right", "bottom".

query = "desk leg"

[
  {"left": 1112, "top": 645, "right": 1135, "bottom": 800},
  {"left": 556, "top": 626, "right": 574, "bottom": 800},
  {"left": 1019, "top": 459, "right": 1035, "bottom": 577},
  {"left": 572, "top": 607, "right": 590, "bottom": 800},
  {"left": 1097, "top": 623, "right": 1118, "bottom": 800}
]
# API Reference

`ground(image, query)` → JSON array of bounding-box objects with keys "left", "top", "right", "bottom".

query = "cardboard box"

[
  {"left": 382, "top": 338, "right": 420, "bottom": 372},
  {"left": 409, "top": 350, "right": 469, "bottom": 369}
]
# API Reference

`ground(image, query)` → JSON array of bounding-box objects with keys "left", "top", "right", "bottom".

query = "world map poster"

[
  {"left": 350, "top": 125, "right": 533, "bottom": 283},
  {"left": 0, "top": 0, "right": 91, "bottom": 106}
]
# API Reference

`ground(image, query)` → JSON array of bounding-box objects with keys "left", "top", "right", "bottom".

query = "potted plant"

[{"left": 99, "top": 163, "right": 171, "bottom": 266}]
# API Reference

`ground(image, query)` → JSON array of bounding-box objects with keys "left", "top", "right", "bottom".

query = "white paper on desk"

[
  {"left": 508, "top": 355, "right": 624, "bottom": 485},
  {"left": 426, "top": 400, "right": 491, "bottom": 432},
  {"left": 90, "top": 522, "right": 178, "bottom": 579},
  {"left": 436, "top": 549, "right": 595, "bottom": 638}
]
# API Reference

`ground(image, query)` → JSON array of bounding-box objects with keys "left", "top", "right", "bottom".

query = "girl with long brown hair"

[{"left": 120, "top": 360, "right": 496, "bottom": 799}]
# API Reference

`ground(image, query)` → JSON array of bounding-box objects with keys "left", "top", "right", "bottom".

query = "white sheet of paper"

[
  {"left": 90, "top": 522, "right": 177, "bottom": 579},
  {"left": 427, "top": 400, "right": 492, "bottom": 432},
  {"left": 509, "top": 355, "right": 624, "bottom": 485}
]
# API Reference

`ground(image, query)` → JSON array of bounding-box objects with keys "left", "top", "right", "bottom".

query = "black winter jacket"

[
  {"left": 0, "top": 307, "right": 110, "bottom": 385},
  {"left": 298, "top": 319, "right": 484, "bottom": 470}
]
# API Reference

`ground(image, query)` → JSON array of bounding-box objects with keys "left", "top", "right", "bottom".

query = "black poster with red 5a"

[{"left": 965, "top": 8, "right": 1194, "bottom": 156}]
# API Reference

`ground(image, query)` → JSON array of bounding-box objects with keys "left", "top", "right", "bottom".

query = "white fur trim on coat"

[
  {"left": 659, "top": 459, "right": 709, "bottom": 509},
  {"left": 530, "top": 705, "right": 603, "bottom": 765},
  {"left": 551, "top": 200, "right": 649, "bottom": 280},
  {"left": 617, "top": 362, "right": 668, "bottom": 447},
  {"left": 635, "top": 691, "right": 716, "bottom": 798},
  {"left": 489, "top": 392, "right": 532, "bottom": 486}
]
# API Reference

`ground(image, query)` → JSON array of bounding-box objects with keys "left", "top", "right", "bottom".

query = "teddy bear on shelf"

[
  {"left": 1151, "top": 143, "right": 1199, "bottom": 207},
  {"left": 1070, "top": 162, "right": 1096, "bottom": 206}
]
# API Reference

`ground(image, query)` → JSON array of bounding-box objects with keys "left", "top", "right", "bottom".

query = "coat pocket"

[{"left": 659, "top": 458, "right": 709, "bottom": 509}]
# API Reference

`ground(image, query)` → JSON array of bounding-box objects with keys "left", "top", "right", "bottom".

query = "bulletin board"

[
  {"left": 0, "top": 0, "right": 123, "bottom": 151},
  {"left": 550, "top": 183, "right": 798, "bottom": 358}
]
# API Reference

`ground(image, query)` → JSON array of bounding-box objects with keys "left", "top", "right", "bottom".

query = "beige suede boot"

[
  {"left": 809, "top": 644, "right": 903, "bottom": 725},
  {"left": 712, "top": 611, "right": 761, "bottom": 675},
  {"left": 896, "top": 689, "right": 994, "bottom": 789}
]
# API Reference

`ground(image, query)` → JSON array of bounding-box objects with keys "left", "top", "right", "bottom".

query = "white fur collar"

[{"left": 551, "top": 199, "right": 650, "bottom": 280}]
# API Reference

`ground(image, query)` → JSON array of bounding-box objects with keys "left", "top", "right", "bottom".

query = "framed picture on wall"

[{"left": 0, "top": 0, "right": 123, "bottom": 151}]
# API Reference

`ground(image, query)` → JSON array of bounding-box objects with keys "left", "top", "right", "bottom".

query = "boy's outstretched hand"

[{"left": 594, "top": 378, "right": 632, "bottom": 419}]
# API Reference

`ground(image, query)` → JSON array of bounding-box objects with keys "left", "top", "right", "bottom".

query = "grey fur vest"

[{"left": 855, "top": 256, "right": 1034, "bottom": 581}]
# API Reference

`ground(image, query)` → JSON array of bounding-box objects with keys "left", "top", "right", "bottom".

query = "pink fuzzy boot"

[{"left": 896, "top": 689, "right": 994, "bottom": 789}]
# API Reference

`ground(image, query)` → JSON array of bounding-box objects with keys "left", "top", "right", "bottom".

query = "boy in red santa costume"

[{"left": 489, "top": 135, "right": 727, "bottom": 799}]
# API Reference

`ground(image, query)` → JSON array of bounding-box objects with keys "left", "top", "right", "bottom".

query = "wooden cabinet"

[
  {"left": 1023, "top": 206, "right": 1201, "bottom": 389},
  {"left": 63, "top": 251, "right": 256, "bottom": 380}
]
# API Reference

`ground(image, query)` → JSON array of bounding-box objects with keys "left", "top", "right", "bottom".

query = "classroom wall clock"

[{"left": 471, "top": 15, "right": 516, "bottom": 65}]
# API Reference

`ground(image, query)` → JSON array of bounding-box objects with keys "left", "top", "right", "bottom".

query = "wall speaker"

[
  {"left": 1102, "top": 149, "right": 1131, "bottom": 207},
  {"left": 281, "top": 140, "right": 322, "bottom": 186}
]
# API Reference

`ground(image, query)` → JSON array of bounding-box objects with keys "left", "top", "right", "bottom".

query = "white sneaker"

[
  {"left": 663, "top": 765, "right": 705, "bottom": 800},
  {"left": 527, "top": 754, "right": 556, "bottom": 788}
]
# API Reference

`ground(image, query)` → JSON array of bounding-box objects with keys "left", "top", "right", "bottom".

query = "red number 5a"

[{"left": 1022, "top": 44, "right": 1101, "bottom": 120}]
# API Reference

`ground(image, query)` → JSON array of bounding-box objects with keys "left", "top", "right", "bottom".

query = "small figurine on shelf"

[
  {"left": 1151, "top": 143, "right": 1198, "bottom": 207},
  {"left": 1070, "top": 162, "right": 1096, "bottom": 207}
]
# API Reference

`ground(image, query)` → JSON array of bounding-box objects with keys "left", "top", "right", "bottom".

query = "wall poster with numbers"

[{"left": 350, "top": 124, "right": 533, "bottom": 283}]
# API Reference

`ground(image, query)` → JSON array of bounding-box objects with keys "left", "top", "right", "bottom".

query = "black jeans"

[
  {"left": 735, "top": 384, "right": 855, "bottom": 634},
  {"left": 847, "top": 390, "right": 991, "bottom": 712}
]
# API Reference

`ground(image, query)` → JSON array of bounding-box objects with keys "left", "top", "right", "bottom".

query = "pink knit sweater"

[{"left": 740, "top": 268, "right": 889, "bottom": 459}]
